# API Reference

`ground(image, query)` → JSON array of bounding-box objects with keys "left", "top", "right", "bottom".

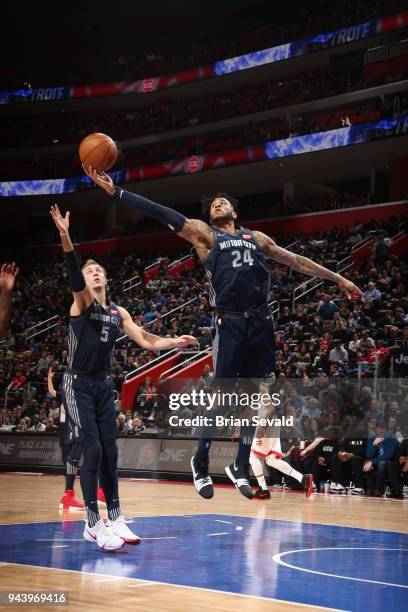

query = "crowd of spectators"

[
  {"left": 2, "top": 86, "right": 406, "bottom": 181},
  {"left": 6, "top": 54, "right": 402, "bottom": 149},
  {"left": 4, "top": 0, "right": 406, "bottom": 89},
  {"left": 0, "top": 214, "right": 406, "bottom": 499}
]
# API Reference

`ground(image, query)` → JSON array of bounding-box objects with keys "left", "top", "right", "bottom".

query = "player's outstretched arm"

[
  {"left": 253, "top": 231, "right": 362, "bottom": 299},
  {"left": 118, "top": 306, "right": 198, "bottom": 350},
  {"left": 82, "top": 165, "right": 214, "bottom": 258},
  {"left": 47, "top": 367, "right": 57, "bottom": 398},
  {"left": 0, "top": 262, "right": 19, "bottom": 340},
  {"left": 50, "top": 204, "right": 93, "bottom": 314}
]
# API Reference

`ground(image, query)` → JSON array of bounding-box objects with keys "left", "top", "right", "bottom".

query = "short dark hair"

[{"left": 201, "top": 192, "right": 238, "bottom": 218}]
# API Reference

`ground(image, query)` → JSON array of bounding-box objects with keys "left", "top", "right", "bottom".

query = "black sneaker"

[
  {"left": 224, "top": 461, "right": 254, "bottom": 499},
  {"left": 191, "top": 456, "right": 214, "bottom": 499},
  {"left": 302, "top": 474, "right": 313, "bottom": 498},
  {"left": 253, "top": 487, "right": 271, "bottom": 500}
]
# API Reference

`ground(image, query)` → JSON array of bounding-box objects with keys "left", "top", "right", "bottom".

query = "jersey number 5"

[
  {"left": 231, "top": 249, "right": 254, "bottom": 268},
  {"left": 100, "top": 325, "right": 109, "bottom": 343}
]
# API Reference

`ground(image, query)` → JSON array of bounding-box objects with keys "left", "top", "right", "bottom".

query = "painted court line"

[
  {"left": 0, "top": 563, "right": 343, "bottom": 611},
  {"left": 273, "top": 547, "right": 408, "bottom": 589}
]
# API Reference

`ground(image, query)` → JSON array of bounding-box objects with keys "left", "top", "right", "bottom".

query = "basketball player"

[
  {"left": 48, "top": 366, "right": 109, "bottom": 511},
  {"left": 48, "top": 366, "right": 85, "bottom": 511},
  {"left": 83, "top": 167, "right": 362, "bottom": 500},
  {"left": 250, "top": 383, "right": 313, "bottom": 498},
  {"left": 0, "top": 262, "right": 19, "bottom": 339},
  {"left": 50, "top": 204, "right": 196, "bottom": 550}
]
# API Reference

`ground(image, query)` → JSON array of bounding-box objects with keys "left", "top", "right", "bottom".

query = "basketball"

[{"left": 79, "top": 133, "right": 118, "bottom": 172}]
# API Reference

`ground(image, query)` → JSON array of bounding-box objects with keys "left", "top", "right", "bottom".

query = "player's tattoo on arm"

[
  {"left": 253, "top": 231, "right": 340, "bottom": 283},
  {"left": 178, "top": 219, "right": 214, "bottom": 261}
]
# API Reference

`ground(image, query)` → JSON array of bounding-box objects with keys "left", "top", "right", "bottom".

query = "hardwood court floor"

[{"left": 0, "top": 474, "right": 407, "bottom": 612}]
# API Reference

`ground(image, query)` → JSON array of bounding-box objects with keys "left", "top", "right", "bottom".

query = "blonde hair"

[{"left": 82, "top": 259, "right": 107, "bottom": 279}]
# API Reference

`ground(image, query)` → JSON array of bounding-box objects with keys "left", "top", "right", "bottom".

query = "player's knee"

[
  {"left": 82, "top": 436, "right": 102, "bottom": 472},
  {"left": 101, "top": 437, "right": 118, "bottom": 466}
]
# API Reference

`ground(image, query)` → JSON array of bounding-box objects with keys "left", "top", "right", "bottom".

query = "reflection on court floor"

[{"left": 0, "top": 514, "right": 407, "bottom": 611}]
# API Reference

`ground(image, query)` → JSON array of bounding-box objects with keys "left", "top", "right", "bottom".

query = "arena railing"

[
  {"left": 115, "top": 296, "right": 199, "bottom": 346},
  {"left": 122, "top": 275, "right": 142, "bottom": 293},
  {"left": 24, "top": 315, "right": 60, "bottom": 340},
  {"left": 123, "top": 348, "right": 179, "bottom": 382},
  {"left": 159, "top": 348, "right": 212, "bottom": 380}
]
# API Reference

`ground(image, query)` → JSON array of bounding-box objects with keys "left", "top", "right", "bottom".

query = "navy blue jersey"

[
  {"left": 204, "top": 227, "right": 270, "bottom": 311},
  {"left": 67, "top": 300, "right": 122, "bottom": 373}
]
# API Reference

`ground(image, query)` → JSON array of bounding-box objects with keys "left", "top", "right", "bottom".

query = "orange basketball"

[{"left": 79, "top": 133, "right": 118, "bottom": 172}]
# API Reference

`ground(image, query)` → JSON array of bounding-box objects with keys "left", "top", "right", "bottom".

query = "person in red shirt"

[{"left": 7, "top": 369, "right": 26, "bottom": 390}]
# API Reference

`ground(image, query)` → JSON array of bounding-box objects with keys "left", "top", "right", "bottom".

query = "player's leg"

[
  {"left": 97, "top": 377, "right": 140, "bottom": 544},
  {"left": 250, "top": 451, "right": 271, "bottom": 499},
  {"left": 265, "top": 452, "right": 313, "bottom": 497},
  {"left": 224, "top": 316, "right": 276, "bottom": 498},
  {"left": 192, "top": 317, "right": 244, "bottom": 498},
  {"left": 63, "top": 373, "right": 123, "bottom": 550},
  {"left": 58, "top": 433, "right": 84, "bottom": 510}
]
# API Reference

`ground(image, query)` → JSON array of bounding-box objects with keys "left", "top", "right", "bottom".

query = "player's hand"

[
  {"left": 50, "top": 204, "right": 70, "bottom": 235},
  {"left": 173, "top": 335, "right": 198, "bottom": 349},
  {"left": 0, "top": 262, "right": 19, "bottom": 294},
  {"left": 363, "top": 460, "right": 373, "bottom": 472},
  {"left": 82, "top": 164, "right": 115, "bottom": 196},
  {"left": 337, "top": 277, "right": 362, "bottom": 300}
]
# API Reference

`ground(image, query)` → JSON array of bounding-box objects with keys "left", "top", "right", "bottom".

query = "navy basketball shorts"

[
  {"left": 212, "top": 314, "right": 276, "bottom": 379},
  {"left": 57, "top": 424, "right": 73, "bottom": 464},
  {"left": 62, "top": 372, "right": 117, "bottom": 445}
]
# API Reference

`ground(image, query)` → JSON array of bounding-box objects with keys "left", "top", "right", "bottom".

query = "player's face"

[
  {"left": 83, "top": 264, "right": 107, "bottom": 290},
  {"left": 209, "top": 197, "right": 237, "bottom": 225}
]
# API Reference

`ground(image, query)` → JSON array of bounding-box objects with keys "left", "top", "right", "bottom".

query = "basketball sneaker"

[
  {"left": 351, "top": 487, "right": 365, "bottom": 496},
  {"left": 106, "top": 515, "right": 141, "bottom": 544},
  {"left": 224, "top": 461, "right": 254, "bottom": 499},
  {"left": 191, "top": 456, "right": 214, "bottom": 499},
  {"left": 97, "top": 487, "right": 107, "bottom": 506},
  {"left": 83, "top": 519, "right": 124, "bottom": 551},
  {"left": 330, "top": 482, "right": 346, "bottom": 494},
  {"left": 301, "top": 474, "right": 313, "bottom": 498},
  {"left": 58, "top": 489, "right": 85, "bottom": 511},
  {"left": 252, "top": 487, "right": 271, "bottom": 500}
]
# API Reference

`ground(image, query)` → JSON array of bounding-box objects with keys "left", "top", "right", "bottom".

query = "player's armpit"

[{"left": 70, "top": 288, "right": 94, "bottom": 315}]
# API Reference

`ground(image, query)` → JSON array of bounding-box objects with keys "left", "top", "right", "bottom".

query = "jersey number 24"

[{"left": 231, "top": 249, "right": 254, "bottom": 268}]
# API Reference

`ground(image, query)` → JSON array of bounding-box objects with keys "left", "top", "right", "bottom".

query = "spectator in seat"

[
  {"left": 372, "top": 235, "right": 389, "bottom": 267},
  {"left": 364, "top": 421, "right": 400, "bottom": 497},
  {"left": 317, "top": 294, "right": 339, "bottom": 320},
  {"left": 363, "top": 281, "right": 381, "bottom": 304},
  {"left": 135, "top": 376, "right": 158, "bottom": 418},
  {"left": 304, "top": 428, "right": 337, "bottom": 489},
  {"left": 329, "top": 339, "right": 348, "bottom": 366},
  {"left": 365, "top": 398, "right": 383, "bottom": 423},
  {"left": 28, "top": 414, "right": 46, "bottom": 432},
  {"left": 397, "top": 438, "right": 408, "bottom": 498},
  {"left": 199, "top": 363, "right": 214, "bottom": 388},
  {"left": 117, "top": 413, "right": 126, "bottom": 434},
  {"left": 359, "top": 330, "right": 375, "bottom": 351},
  {"left": 330, "top": 419, "right": 367, "bottom": 495},
  {"left": 45, "top": 415, "right": 58, "bottom": 432}
]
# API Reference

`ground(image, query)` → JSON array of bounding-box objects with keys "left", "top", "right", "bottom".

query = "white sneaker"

[
  {"left": 351, "top": 487, "right": 364, "bottom": 496},
  {"left": 83, "top": 519, "right": 124, "bottom": 551},
  {"left": 330, "top": 482, "right": 345, "bottom": 494},
  {"left": 107, "top": 515, "right": 141, "bottom": 544},
  {"left": 403, "top": 485, "right": 408, "bottom": 499}
]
